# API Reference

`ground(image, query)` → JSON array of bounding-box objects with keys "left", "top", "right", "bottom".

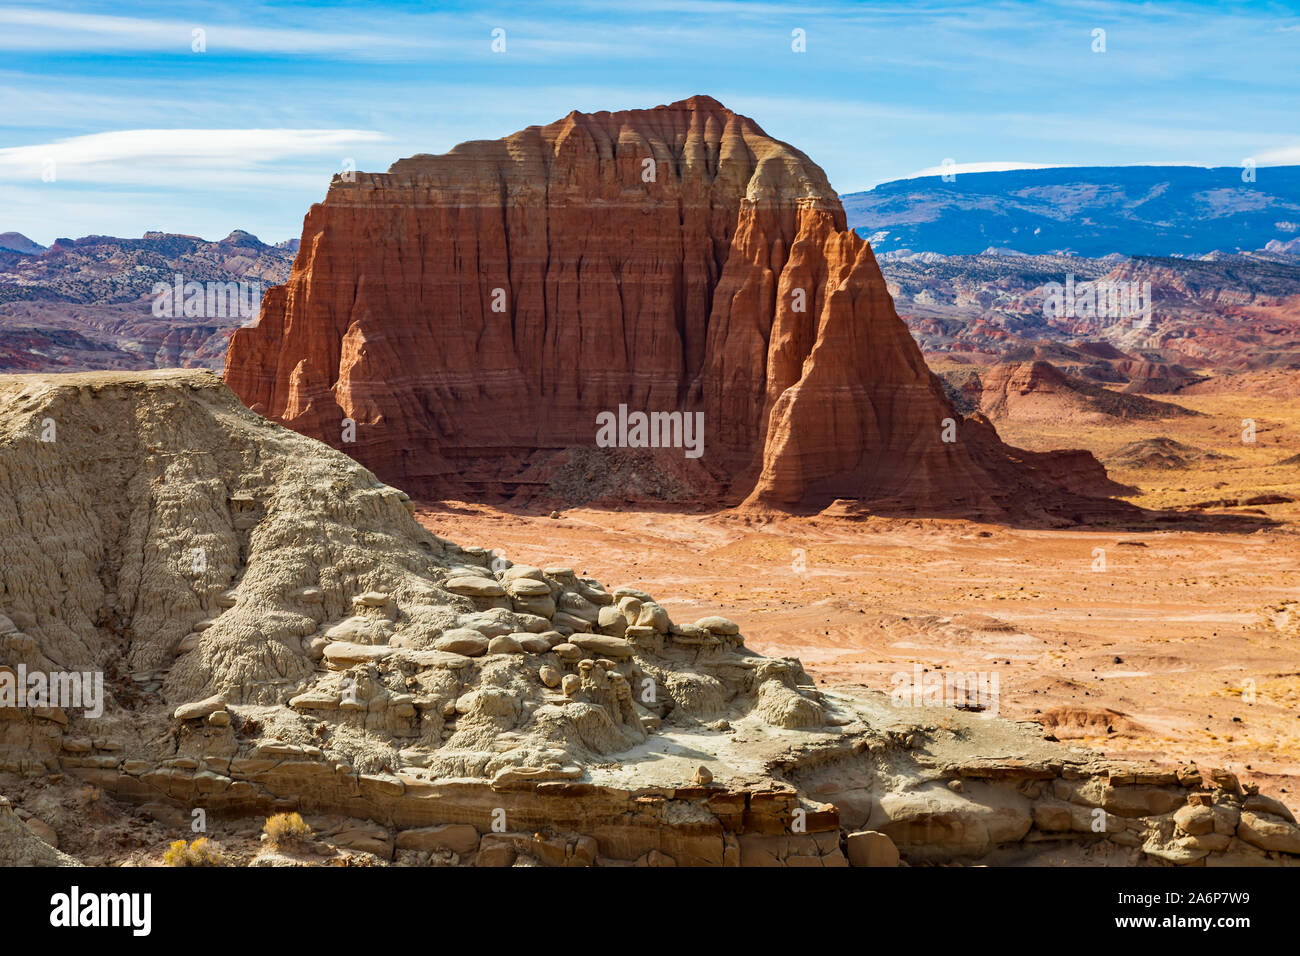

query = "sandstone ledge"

[{"left": 40, "top": 687, "right": 1300, "bottom": 867}]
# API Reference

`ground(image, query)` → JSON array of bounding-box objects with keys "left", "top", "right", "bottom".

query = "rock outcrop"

[
  {"left": 225, "top": 96, "right": 1130, "bottom": 522},
  {"left": 2, "top": 370, "right": 1296, "bottom": 867},
  {"left": 975, "top": 361, "right": 1197, "bottom": 425},
  {"left": 0, "top": 795, "right": 80, "bottom": 866},
  {"left": 1107, "top": 437, "right": 1233, "bottom": 470}
]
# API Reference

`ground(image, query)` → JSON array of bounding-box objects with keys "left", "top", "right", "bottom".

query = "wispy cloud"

[
  {"left": 1, "top": 0, "right": 1296, "bottom": 243},
  {"left": 1254, "top": 144, "right": 1300, "bottom": 165},
  {"left": 903, "top": 160, "right": 1071, "bottom": 179},
  {"left": 0, "top": 5, "right": 708, "bottom": 60},
  {"left": 0, "top": 129, "right": 388, "bottom": 184},
  {"left": 0, "top": 7, "right": 429, "bottom": 56}
]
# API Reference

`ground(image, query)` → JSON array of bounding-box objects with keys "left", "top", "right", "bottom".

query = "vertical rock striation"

[{"left": 226, "top": 96, "right": 1130, "bottom": 521}]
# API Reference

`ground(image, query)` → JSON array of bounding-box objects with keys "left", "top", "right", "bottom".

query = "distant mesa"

[
  {"left": 141, "top": 230, "right": 204, "bottom": 242},
  {"left": 944, "top": 360, "right": 1198, "bottom": 426},
  {"left": 844, "top": 164, "right": 1300, "bottom": 257},
  {"left": 1107, "top": 437, "right": 1233, "bottom": 471},
  {"left": 225, "top": 96, "right": 1137, "bottom": 524},
  {"left": 0, "top": 232, "right": 45, "bottom": 255}
]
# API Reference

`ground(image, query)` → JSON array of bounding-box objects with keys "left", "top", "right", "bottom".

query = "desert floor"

[{"left": 416, "top": 373, "right": 1300, "bottom": 813}]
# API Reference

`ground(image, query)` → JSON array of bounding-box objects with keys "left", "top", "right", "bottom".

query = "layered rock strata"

[{"left": 225, "top": 97, "right": 1130, "bottom": 522}]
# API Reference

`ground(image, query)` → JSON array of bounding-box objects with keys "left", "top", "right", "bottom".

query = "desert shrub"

[
  {"left": 237, "top": 714, "right": 263, "bottom": 737},
  {"left": 263, "top": 811, "right": 313, "bottom": 849},
  {"left": 163, "top": 837, "right": 223, "bottom": 866},
  {"left": 162, "top": 839, "right": 188, "bottom": 866}
]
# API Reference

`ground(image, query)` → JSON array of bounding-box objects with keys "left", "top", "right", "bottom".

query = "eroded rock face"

[
  {"left": 225, "top": 96, "right": 1128, "bottom": 521},
  {"left": 0, "top": 795, "right": 80, "bottom": 866},
  {"left": 3, "top": 370, "right": 1293, "bottom": 867},
  {"left": 0, "top": 370, "right": 832, "bottom": 778}
]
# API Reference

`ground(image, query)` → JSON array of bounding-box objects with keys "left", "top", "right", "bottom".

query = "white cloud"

[
  {"left": 0, "top": 129, "right": 389, "bottom": 184},
  {"left": 0, "top": 6, "right": 681, "bottom": 60},
  {"left": 0, "top": 7, "right": 429, "bottom": 56},
  {"left": 887, "top": 155, "right": 1300, "bottom": 187},
  {"left": 1253, "top": 145, "right": 1300, "bottom": 165},
  {"left": 903, "top": 161, "right": 1071, "bottom": 179}
]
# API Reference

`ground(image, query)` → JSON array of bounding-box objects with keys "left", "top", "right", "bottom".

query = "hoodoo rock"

[{"left": 225, "top": 96, "right": 1130, "bottom": 521}]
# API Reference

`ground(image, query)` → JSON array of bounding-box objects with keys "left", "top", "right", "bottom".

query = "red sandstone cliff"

[{"left": 225, "top": 96, "right": 1132, "bottom": 522}]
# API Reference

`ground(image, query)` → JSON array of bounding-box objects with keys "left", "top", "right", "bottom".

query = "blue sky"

[{"left": 2, "top": 0, "right": 1298, "bottom": 245}]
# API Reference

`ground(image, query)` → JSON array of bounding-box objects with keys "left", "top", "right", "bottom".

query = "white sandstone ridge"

[{"left": 1, "top": 369, "right": 1298, "bottom": 867}]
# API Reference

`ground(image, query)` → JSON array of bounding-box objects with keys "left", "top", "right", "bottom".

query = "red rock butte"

[{"left": 225, "top": 96, "right": 1131, "bottom": 522}]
